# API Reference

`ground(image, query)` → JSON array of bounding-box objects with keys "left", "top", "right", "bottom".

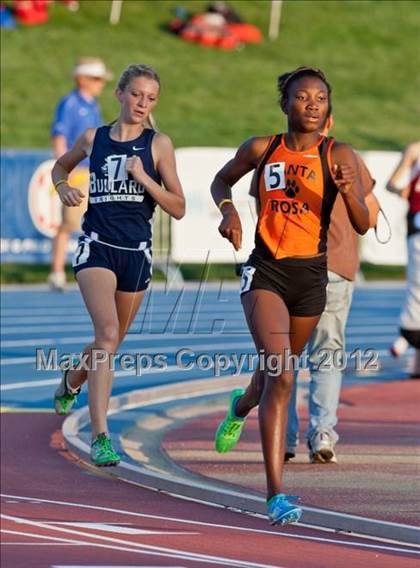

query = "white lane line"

[
  {"left": 3, "top": 543, "right": 86, "bottom": 546},
  {"left": 0, "top": 310, "right": 243, "bottom": 325},
  {"left": 1, "top": 357, "right": 36, "bottom": 365},
  {"left": 0, "top": 296, "right": 403, "bottom": 313},
  {"left": 1, "top": 529, "right": 213, "bottom": 564},
  {"left": 1, "top": 317, "right": 91, "bottom": 325},
  {"left": 0, "top": 378, "right": 60, "bottom": 390},
  {"left": 1, "top": 336, "right": 99, "bottom": 347},
  {"left": 0, "top": 303, "right": 242, "bottom": 315},
  {"left": 0, "top": 335, "right": 396, "bottom": 348},
  {"left": 1, "top": 513, "right": 283, "bottom": 568},
  {"left": 0, "top": 339, "right": 254, "bottom": 368},
  {"left": 1, "top": 529, "right": 90, "bottom": 545},
  {"left": 0, "top": 324, "right": 397, "bottom": 337},
  {"left": 0, "top": 347, "right": 400, "bottom": 388},
  {"left": 1, "top": 354, "right": 255, "bottom": 391},
  {"left": 345, "top": 336, "right": 399, "bottom": 342},
  {"left": 0, "top": 340, "right": 255, "bottom": 367},
  {"left": 47, "top": 521, "right": 198, "bottom": 535},
  {"left": 0, "top": 347, "right": 248, "bottom": 367},
  {"left": 2, "top": 325, "right": 94, "bottom": 335},
  {"left": 0, "top": 305, "right": 243, "bottom": 316},
  {"left": 0, "top": 364, "right": 192, "bottom": 391},
  {"left": 0, "top": 304, "right": 398, "bottom": 317},
  {"left": 0, "top": 302, "right": 242, "bottom": 313},
  {"left": 351, "top": 301, "right": 403, "bottom": 307},
  {"left": 1, "top": 333, "right": 251, "bottom": 348},
  {"left": 0, "top": 317, "right": 245, "bottom": 329},
  {"left": 0, "top": 306, "right": 394, "bottom": 319},
  {"left": 2, "top": 494, "right": 419, "bottom": 555}
]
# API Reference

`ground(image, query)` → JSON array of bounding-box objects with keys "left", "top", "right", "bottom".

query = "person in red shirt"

[{"left": 387, "top": 142, "right": 420, "bottom": 378}]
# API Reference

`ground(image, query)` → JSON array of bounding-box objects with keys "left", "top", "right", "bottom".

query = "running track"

[{"left": 1, "top": 283, "right": 418, "bottom": 567}]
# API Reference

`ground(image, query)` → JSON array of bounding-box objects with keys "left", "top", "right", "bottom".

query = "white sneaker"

[
  {"left": 48, "top": 272, "right": 66, "bottom": 291},
  {"left": 308, "top": 432, "right": 337, "bottom": 464},
  {"left": 389, "top": 336, "right": 409, "bottom": 358}
]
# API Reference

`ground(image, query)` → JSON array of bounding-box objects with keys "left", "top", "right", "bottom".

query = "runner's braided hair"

[{"left": 277, "top": 66, "right": 332, "bottom": 115}]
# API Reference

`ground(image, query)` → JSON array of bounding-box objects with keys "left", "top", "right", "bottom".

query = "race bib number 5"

[{"left": 264, "top": 162, "right": 285, "bottom": 191}]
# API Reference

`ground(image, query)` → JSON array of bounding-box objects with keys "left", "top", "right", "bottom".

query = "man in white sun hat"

[{"left": 48, "top": 57, "right": 113, "bottom": 291}]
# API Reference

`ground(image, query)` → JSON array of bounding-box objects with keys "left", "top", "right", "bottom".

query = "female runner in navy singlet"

[{"left": 51, "top": 64, "right": 185, "bottom": 466}]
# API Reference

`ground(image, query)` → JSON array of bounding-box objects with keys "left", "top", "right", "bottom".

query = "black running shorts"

[{"left": 240, "top": 252, "right": 328, "bottom": 317}]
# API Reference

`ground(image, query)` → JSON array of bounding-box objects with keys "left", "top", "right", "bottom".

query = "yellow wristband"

[
  {"left": 55, "top": 179, "right": 68, "bottom": 190},
  {"left": 218, "top": 198, "right": 233, "bottom": 211}
]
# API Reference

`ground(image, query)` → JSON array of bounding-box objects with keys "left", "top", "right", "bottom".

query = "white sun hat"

[{"left": 73, "top": 57, "right": 113, "bottom": 81}]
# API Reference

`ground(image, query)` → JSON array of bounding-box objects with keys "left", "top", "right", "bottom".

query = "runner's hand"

[
  {"left": 218, "top": 205, "right": 242, "bottom": 251},
  {"left": 57, "top": 184, "right": 85, "bottom": 206},
  {"left": 126, "top": 156, "right": 146, "bottom": 183},
  {"left": 333, "top": 163, "right": 355, "bottom": 195}
]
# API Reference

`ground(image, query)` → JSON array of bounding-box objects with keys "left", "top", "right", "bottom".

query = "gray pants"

[{"left": 286, "top": 271, "right": 354, "bottom": 449}]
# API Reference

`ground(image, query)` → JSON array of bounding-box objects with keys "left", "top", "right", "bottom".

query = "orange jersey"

[{"left": 255, "top": 134, "right": 337, "bottom": 259}]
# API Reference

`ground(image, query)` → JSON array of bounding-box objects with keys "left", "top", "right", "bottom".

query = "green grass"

[
  {"left": 360, "top": 262, "right": 405, "bottom": 281},
  {"left": 2, "top": 0, "right": 420, "bottom": 151},
  {"left": 0, "top": 262, "right": 404, "bottom": 284},
  {"left": 0, "top": 263, "right": 166, "bottom": 284},
  {"left": 1, "top": 263, "right": 76, "bottom": 285},
  {"left": 0, "top": 262, "right": 240, "bottom": 284}
]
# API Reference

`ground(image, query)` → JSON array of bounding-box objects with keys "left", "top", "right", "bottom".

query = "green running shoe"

[
  {"left": 215, "top": 388, "right": 246, "bottom": 453},
  {"left": 91, "top": 433, "right": 121, "bottom": 467},
  {"left": 54, "top": 357, "right": 81, "bottom": 416}
]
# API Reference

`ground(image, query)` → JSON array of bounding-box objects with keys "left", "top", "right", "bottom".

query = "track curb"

[{"left": 62, "top": 376, "right": 420, "bottom": 546}]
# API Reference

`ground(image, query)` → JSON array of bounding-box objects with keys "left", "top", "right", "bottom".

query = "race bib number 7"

[{"left": 106, "top": 154, "right": 128, "bottom": 182}]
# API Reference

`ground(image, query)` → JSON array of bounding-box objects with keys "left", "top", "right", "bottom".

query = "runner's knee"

[
  {"left": 265, "top": 369, "right": 294, "bottom": 394},
  {"left": 95, "top": 323, "right": 120, "bottom": 353}
]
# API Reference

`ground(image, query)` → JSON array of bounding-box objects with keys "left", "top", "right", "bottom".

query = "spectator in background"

[
  {"left": 49, "top": 57, "right": 111, "bottom": 291},
  {"left": 387, "top": 142, "right": 420, "bottom": 379},
  {"left": 285, "top": 117, "right": 379, "bottom": 462},
  {"left": 1, "top": 3, "right": 17, "bottom": 27}
]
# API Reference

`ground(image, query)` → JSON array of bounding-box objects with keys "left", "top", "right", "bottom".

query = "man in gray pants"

[{"left": 285, "top": 119, "right": 379, "bottom": 463}]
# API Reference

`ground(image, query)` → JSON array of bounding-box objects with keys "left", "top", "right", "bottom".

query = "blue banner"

[{"left": 1, "top": 149, "right": 79, "bottom": 263}]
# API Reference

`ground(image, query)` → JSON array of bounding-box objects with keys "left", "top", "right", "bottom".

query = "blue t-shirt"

[{"left": 51, "top": 89, "right": 102, "bottom": 165}]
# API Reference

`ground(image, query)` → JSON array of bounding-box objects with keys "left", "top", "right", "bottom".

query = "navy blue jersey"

[{"left": 83, "top": 125, "right": 161, "bottom": 245}]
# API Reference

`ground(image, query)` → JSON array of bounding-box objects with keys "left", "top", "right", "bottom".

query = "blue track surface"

[{"left": 0, "top": 283, "right": 412, "bottom": 411}]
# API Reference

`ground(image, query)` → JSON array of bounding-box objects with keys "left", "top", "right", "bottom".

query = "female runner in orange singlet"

[{"left": 211, "top": 67, "right": 369, "bottom": 525}]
